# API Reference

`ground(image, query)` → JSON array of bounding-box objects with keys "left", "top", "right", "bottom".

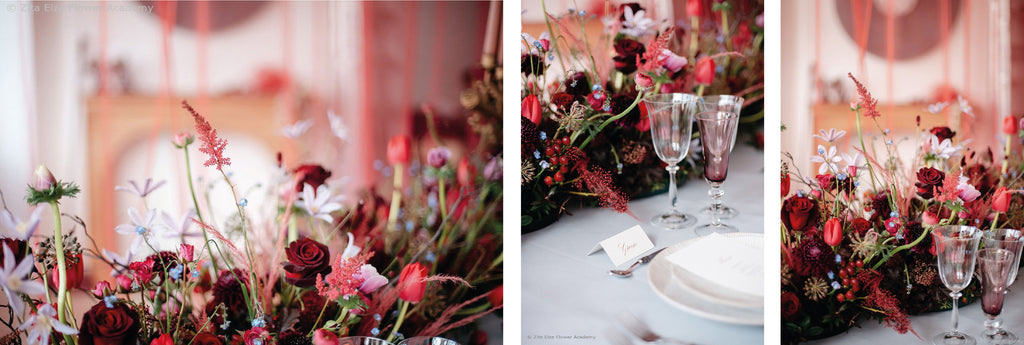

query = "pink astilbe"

[
  {"left": 315, "top": 252, "right": 373, "bottom": 301},
  {"left": 182, "top": 100, "right": 231, "bottom": 170},
  {"left": 935, "top": 170, "right": 963, "bottom": 204},
  {"left": 639, "top": 30, "right": 673, "bottom": 73},
  {"left": 848, "top": 73, "right": 880, "bottom": 119}
]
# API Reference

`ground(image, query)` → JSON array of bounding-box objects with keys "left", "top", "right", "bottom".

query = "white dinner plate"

[
  {"left": 647, "top": 233, "right": 764, "bottom": 325},
  {"left": 671, "top": 234, "right": 764, "bottom": 309}
]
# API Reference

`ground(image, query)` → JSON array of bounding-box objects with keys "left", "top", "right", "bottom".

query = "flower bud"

[
  {"left": 659, "top": 49, "right": 687, "bottom": 73},
  {"left": 172, "top": 132, "right": 194, "bottom": 148},
  {"left": 33, "top": 165, "right": 55, "bottom": 191},
  {"left": 92, "top": 280, "right": 112, "bottom": 298},
  {"left": 1004, "top": 116, "right": 1018, "bottom": 135},
  {"left": 427, "top": 147, "right": 451, "bottom": 168},
  {"left": 387, "top": 135, "right": 412, "bottom": 165},
  {"left": 694, "top": 57, "right": 715, "bottom": 85},
  {"left": 634, "top": 73, "right": 654, "bottom": 89}
]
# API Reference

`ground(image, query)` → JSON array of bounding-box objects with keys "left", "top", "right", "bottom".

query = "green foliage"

[{"left": 25, "top": 181, "right": 80, "bottom": 206}]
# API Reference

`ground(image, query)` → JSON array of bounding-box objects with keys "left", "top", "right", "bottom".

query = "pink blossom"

[
  {"left": 179, "top": 244, "right": 194, "bottom": 262},
  {"left": 634, "top": 73, "right": 654, "bottom": 89},
  {"left": 313, "top": 329, "right": 340, "bottom": 345},
  {"left": 922, "top": 211, "right": 939, "bottom": 226},
  {"left": 115, "top": 274, "right": 133, "bottom": 291},
  {"left": 91, "top": 281, "right": 111, "bottom": 298},
  {"left": 354, "top": 264, "right": 388, "bottom": 293},
  {"left": 659, "top": 49, "right": 687, "bottom": 73},
  {"left": 956, "top": 174, "right": 981, "bottom": 202},
  {"left": 172, "top": 132, "right": 193, "bottom": 148},
  {"left": 33, "top": 165, "right": 55, "bottom": 191}
]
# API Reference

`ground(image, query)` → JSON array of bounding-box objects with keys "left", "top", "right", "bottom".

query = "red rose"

[
  {"left": 522, "top": 95, "right": 542, "bottom": 125},
  {"left": 930, "top": 126, "right": 956, "bottom": 142},
  {"left": 49, "top": 253, "right": 84, "bottom": 292},
  {"left": 243, "top": 327, "right": 269, "bottom": 345},
  {"left": 781, "top": 292, "right": 801, "bottom": 320},
  {"left": 293, "top": 164, "right": 332, "bottom": 193},
  {"left": 694, "top": 57, "right": 715, "bottom": 85},
  {"left": 398, "top": 262, "right": 428, "bottom": 303},
  {"left": 282, "top": 238, "right": 332, "bottom": 287},
  {"left": 781, "top": 173, "right": 790, "bottom": 197},
  {"left": 1004, "top": 116, "right": 1018, "bottom": 134},
  {"left": 151, "top": 334, "right": 173, "bottom": 345},
  {"left": 79, "top": 300, "right": 141, "bottom": 345},
  {"left": 551, "top": 92, "right": 576, "bottom": 110},
  {"left": 488, "top": 285, "right": 503, "bottom": 306},
  {"left": 613, "top": 39, "right": 646, "bottom": 74},
  {"left": 193, "top": 333, "right": 223, "bottom": 345},
  {"left": 993, "top": 187, "right": 1012, "bottom": 213},
  {"left": 914, "top": 167, "right": 945, "bottom": 199},
  {"left": 823, "top": 217, "right": 843, "bottom": 246},
  {"left": 851, "top": 218, "right": 872, "bottom": 236},
  {"left": 781, "top": 195, "right": 819, "bottom": 232},
  {"left": 387, "top": 135, "right": 412, "bottom": 165}
]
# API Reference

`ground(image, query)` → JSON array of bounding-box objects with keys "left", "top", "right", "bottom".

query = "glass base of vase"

[
  {"left": 933, "top": 331, "right": 976, "bottom": 345},
  {"left": 981, "top": 329, "right": 1017, "bottom": 345},
  {"left": 650, "top": 212, "right": 696, "bottom": 230},
  {"left": 701, "top": 204, "right": 738, "bottom": 219},
  {"left": 694, "top": 223, "right": 738, "bottom": 236}
]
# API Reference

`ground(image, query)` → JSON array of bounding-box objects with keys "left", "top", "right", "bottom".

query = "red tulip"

[
  {"left": 823, "top": 217, "right": 842, "bottom": 246},
  {"left": 488, "top": 285, "right": 503, "bottom": 306},
  {"left": 49, "top": 253, "right": 83, "bottom": 291},
  {"left": 387, "top": 135, "right": 412, "bottom": 165},
  {"left": 686, "top": 0, "right": 702, "bottom": 17},
  {"left": 1004, "top": 116, "right": 1018, "bottom": 134},
  {"left": 993, "top": 187, "right": 1012, "bottom": 213},
  {"left": 781, "top": 173, "right": 790, "bottom": 197},
  {"left": 457, "top": 157, "right": 476, "bottom": 187},
  {"left": 151, "top": 334, "right": 174, "bottom": 345},
  {"left": 398, "top": 262, "right": 428, "bottom": 303},
  {"left": 694, "top": 57, "right": 715, "bottom": 85},
  {"left": 522, "top": 95, "right": 542, "bottom": 125}
]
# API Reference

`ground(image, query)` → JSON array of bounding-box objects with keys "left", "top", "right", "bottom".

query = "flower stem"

[
  {"left": 183, "top": 147, "right": 219, "bottom": 275},
  {"left": 579, "top": 90, "right": 646, "bottom": 149},
  {"left": 387, "top": 300, "right": 410, "bottom": 343},
  {"left": 387, "top": 164, "right": 404, "bottom": 232},
  {"left": 438, "top": 177, "right": 448, "bottom": 220},
  {"left": 48, "top": 201, "right": 75, "bottom": 345},
  {"left": 854, "top": 108, "right": 879, "bottom": 191}
]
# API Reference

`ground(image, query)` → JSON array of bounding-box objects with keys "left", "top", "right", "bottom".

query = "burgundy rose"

[
  {"left": 781, "top": 195, "right": 819, "bottom": 232},
  {"left": 294, "top": 164, "right": 332, "bottom": 193},
  {"left": 79, "top": 301, "right": 141, "bottom": 345},
  {"left": 781, "top": 291, "right": 801, "bottom": 320},
  {"left": 551, "top": 92, "right": 576, "bottom": 110},
  {"left": 914, "top": 167, "right": 945, "bottom": 199},
  {"left": 613, "top": 39, "right": 646, "bottom": 74},
  {"left": 850, "top": 218, "right": 872, "bottom": 236},
  {"left": 282, "top": 237, "right": 332, "bottom": 287},
  {"left": 563, "top": 72, "right": 591, "bottom": 98},
  {"left": 610, "top": 94, "right": 642, "bottom": 128},
  {"left": 193, "top": 333, "right": 223, "bottom": 345},
  {"left": 930, "top": 127, "right": 956, "bottom": 142}
]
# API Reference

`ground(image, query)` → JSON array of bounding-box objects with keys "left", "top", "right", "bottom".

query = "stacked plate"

[{"left": 646, "top": 232, "right": 764, "bottom": 325}]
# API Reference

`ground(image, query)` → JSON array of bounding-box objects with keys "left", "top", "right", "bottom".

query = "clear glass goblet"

[
  {"left": 398, "top": 337, "right": 460, "bottom": 345},
  {"left": 698, "top": 95, "right": 744, "bottom": 219},
  {"left": 644, "top": 93, "right": 704, "bottom": 230},
  {"left": 694, "top": 111, "right": 739, "bottom": 235},
  {"left": 977, "top": 248, "right": 1017, "bottom": 345},
  {"left": 932, "top": 225, "right": 984, "bottom": 345},
  {"left": 339, "top": 337, "right": 396, "bottom": 345}
]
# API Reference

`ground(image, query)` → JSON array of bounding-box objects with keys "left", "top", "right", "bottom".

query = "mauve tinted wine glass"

[
  {"left": 699, "top": 95, "right": 744, "bottom": 219},
  {"left": 932, "top": 225, "right": 983, "bottom": 345},
  {"left": 694, "top": 111, "right": 739, "bottom": 235},
  {"left": 980, "top": 229, "right": 1024, "bottom": 344},
  {"left": 645, "top": 93, "right": 704, "bottom": 230},
  {"left": 977, "top": 248, "right": 1017, "bottom": 345}
]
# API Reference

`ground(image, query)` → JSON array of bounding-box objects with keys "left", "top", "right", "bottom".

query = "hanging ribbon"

[
  {"left": 814, "top": 0, "right": 820, "bottom": 102},
  {"left": 360, "top": 3, "right": 377, "bottom": 187},
  {"left": 886, "top": 0, "right": 894, "bottom": 118},
  {"left": 850, "top": 0, "right": 872, "bottom": 78},
  {"left": 197, "top": 1, "right": 209, "bottom": 110}
]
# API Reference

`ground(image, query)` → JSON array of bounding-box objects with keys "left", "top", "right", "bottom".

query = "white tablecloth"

[
  {"left": 522, "top": 145, "right": 765, "bottom": 345},
  {"left": 809, "top": 287, "right": 1024, "bottom": 344}
]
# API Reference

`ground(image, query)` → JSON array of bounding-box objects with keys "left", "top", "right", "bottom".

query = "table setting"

[{"left": 522, "top": 95, "right": 765, "bottom": 345}]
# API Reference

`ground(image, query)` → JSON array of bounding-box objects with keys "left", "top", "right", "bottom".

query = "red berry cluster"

[
  {"left": 835, "top": 259, "right": 864, "bottom": 303},
  {"left": 542, "top": 136, "right": 573, "bottom": 186}
]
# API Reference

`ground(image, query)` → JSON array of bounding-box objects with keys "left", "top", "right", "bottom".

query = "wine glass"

[
  {"left": 980, "top": 229, "right": 1024, "bottom": 343},
  {"left": 398, "top": 337, "right": 459, "bottom": 345},
  {"left": 645, "top": 93, "right": 704, "bottom": 230},
  {"left": 699, "top": 95, "right": 744, "bottom": 219},
  {"left": 694, "top": 111, "right": 739, "bottom": 235},
  {"left": 977, "top": 248, "right": 1017, "bottom": 345},
  {"left": 932, "top": 225, "right": 984, "bottom": 345},
  {"left": 339, "top": 337, "right": 396, "bottom": 345}
]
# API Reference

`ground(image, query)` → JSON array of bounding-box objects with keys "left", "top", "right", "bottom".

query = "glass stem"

[
  {"left": 951, "top": 291, "right": 962, "bottom": 333},
  {"left": 985, "top": 314, "right": 1003, "bottom": 335},
  {"left": 667, "top": 165, "right": 680, "bottom": 214},
  {"left": 708, "top": 182, "right": 724, "bottom": 226}
]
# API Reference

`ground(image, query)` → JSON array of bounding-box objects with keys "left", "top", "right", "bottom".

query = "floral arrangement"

[
  {"left": 520, "top": 0, "right": 763, "bottom": 231},
  {"left": 780, "top": 74, "right": 1024, "bottom": 343},
  {"left": 0, "top": 101, "right": 502, "bottom": 345}
]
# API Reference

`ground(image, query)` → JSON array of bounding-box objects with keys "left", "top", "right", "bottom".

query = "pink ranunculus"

[
  {"left": 634, "top": 73, "right": 654, "bottom": 89},
  {"left": 172, "top": 132, "right": 194, "bottom": 148},
  {"left": 354, "top": 264, "right": 388, "bottom": 294},
  {"left": 922, "top": 211, "right": 940, "bottom": 226},
  {"left": 313, "top": 329, "right": 340, "bottom": 345},
  {"left": 115, "top": 274, "right": 133, "bottom": 291},
  {"left": 92, "top": 281, "right": 112, "bottom": 298},
  {"left": 659, "top": 49, "right": 687, "bottom": 73}
]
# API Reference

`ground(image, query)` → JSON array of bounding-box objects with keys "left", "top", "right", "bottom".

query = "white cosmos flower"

[
  {"left": 1, "top": 246, "right": 46, "bottom": 314},
  {"left": 20, "top": 304, "right": 78, "bottom": 345},
  {"left": 301, "top": 184, "right": 343, "bottom": 223}
]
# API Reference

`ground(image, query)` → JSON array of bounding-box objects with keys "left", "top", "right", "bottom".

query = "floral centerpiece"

[
  {"left": 0, "top": 101, "right": 502, "bottom": 345},
  {"left": 780, "top": 74, "right": 1024, "bottom": 343},
  {"left": 520, "top": 0, "right": 763, "bottom": 231}
]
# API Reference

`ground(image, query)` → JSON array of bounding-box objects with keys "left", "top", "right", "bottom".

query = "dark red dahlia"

[
  {"left": 0, "top": 238, "right": 27, "bottom": 264},
  {"left": 278, "top": 329, "right": 313, "bottom": 345},
  {"left": 293, "top": 165, "right": 332, "bottom": 193},
  {"left": 610, "top": 94, "right": 642, "bottom": 127},
  {"left": 794, "top": 236, "right": 834, "bottom": 276},
  {"left": 564, "top": 72, "right": 591, "bottom": 98},
  {"left": 930, "top": 127, "right": 956, "bottom": 142},
  {"left": 521, "top": 54, "right": 546, "bottom": 77},
  {"left": 146, "top": 251, "right": 181, "bottom": 282},
  {"left": 870, "top": 192, "right": 893, "bottom": 222}
]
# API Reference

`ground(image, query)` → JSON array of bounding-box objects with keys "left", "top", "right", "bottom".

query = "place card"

[{"left": 587, "top": 225, "right": 655, "bottom": 266}]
